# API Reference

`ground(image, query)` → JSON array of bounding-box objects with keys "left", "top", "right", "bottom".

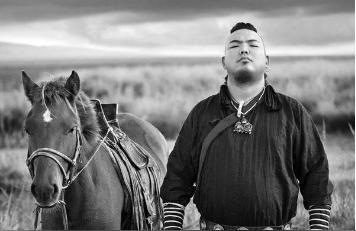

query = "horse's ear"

[
  {"left": 65, "top": 70, "right": 80, "bottom": 100},
  {"left": 22, "top": 71, "right": 39, "bottom": 104}
]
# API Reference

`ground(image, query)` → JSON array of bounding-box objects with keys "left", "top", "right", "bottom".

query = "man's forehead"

[{"left": 226, "top": 29, "right": 262, "bottom": 43}]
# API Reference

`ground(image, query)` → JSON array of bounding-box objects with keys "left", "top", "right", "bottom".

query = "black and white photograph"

[{"left": 0, "top": 0, "right": 354, "bottom": 230}]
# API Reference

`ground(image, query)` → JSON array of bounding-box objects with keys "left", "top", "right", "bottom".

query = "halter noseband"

[{"left": 26, "top": 126, "right": 82, "bottom": 189}]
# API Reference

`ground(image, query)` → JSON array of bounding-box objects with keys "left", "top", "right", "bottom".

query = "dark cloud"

[
  {"left": 254, "top": 13, "right": 355, "bottom": 46},
  {"left": 57, "top": 12, "right": 354, "bottom": 49},
  {"left": 0, "top": 0, "right": 354, "bottom": 24}
]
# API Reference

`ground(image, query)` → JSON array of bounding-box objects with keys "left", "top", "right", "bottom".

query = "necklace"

[{"left": 231, "top": 86, "right": 265, "bottom": 134}]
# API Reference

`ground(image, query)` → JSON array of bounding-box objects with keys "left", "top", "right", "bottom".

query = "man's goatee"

[{"left": 233, "top": 70, "right": 253, "bottom": 84}]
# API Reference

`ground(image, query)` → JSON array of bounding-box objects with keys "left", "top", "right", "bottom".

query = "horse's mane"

[{"left": 32, "top": 77, "right": 100, "bottom": 144}]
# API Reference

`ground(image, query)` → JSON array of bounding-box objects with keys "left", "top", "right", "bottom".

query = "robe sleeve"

[
  {"left": 160, "top": 106, "right": 201, "bottom": 206},
  {"left": 293, "top": 103, "right": 333, "bottom": 209}
]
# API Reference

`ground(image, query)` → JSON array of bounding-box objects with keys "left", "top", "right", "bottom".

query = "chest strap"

[{"left": 196, "top": 113, "right": 238, "bottom": 191}]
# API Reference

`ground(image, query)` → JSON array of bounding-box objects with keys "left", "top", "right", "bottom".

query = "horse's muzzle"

[{"left": 31, "top": 180, "right": 60, "bottom": 207}]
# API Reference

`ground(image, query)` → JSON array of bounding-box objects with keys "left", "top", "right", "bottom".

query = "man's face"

[{"left": 222, "top": 29, "right": 268, "bottom": 84}]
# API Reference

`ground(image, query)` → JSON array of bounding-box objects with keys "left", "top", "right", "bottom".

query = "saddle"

[
  {"left": 91, "top": 99, "right": 163, "bottom": 230},
  {"left": 92, "top": 100, "right": 149, "bottom": 169}
]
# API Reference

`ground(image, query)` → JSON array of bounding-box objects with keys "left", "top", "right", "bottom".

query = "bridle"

[
  {"left": 26, "top": 126, "right": 82, "bottom": 189},
  {"left": 26, "top": 124, "right": 112, "bottom": 229}
]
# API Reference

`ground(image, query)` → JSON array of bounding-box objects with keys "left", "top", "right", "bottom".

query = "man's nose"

[{"left": 239, "top": 44, "right": 249, "bottom": 55}]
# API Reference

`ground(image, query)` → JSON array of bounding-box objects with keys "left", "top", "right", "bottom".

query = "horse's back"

[{"left": 118, "top": 113, "right": 168, "bottom": 174}]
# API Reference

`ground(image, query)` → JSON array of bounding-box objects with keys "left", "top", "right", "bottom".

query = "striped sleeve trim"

[
  {"left": 165, "top": 225, "right": 183, "bottom": 230},
  {"left": 163, "top": 202, "right": 185, "bottom": 210},
  {"left": 310, "top": 224, "right": 330, "bottom": 229},
  {"left": 163, "top": 203, "right": 185, "bottom": 230},
  {"left": 164, "top": 214, "right": 184, "bottom": 220},
  {"left": 309, "top": 205, "right": 331, "bottom": 230},
  {"left": 310, "top": 213, "right": 330, "bottom": 218},
  {"left": 164, "top": 210, "right": 185, "bottom": 215}
]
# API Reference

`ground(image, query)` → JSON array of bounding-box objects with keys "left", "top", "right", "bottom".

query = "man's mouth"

[{"left": 238, "top": 57, "right": 252, "bottom": 62}]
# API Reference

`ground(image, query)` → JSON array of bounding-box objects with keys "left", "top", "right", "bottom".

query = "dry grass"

[
  {"left": 0, "top": 149, "right": 34, "bottom": 230},
  {"left": 0, "top": 57, "right": 354, "bottom": 141}
]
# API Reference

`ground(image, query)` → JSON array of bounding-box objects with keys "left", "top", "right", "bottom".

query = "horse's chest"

[
  {"left": 69, "top": 207, "right": 121, "bottom": 229},
  {"left": 67, "top": 191, "right": 123, "bottom": 229}
]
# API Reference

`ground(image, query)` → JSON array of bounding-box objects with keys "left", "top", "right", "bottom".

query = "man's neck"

[{"left": 227, "top": 77, "right": 265, "bottom": 104}]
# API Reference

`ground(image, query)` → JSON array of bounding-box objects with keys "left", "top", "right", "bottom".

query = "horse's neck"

[{"left": 42, "top": 142, "right": 125, "bottom": 229}]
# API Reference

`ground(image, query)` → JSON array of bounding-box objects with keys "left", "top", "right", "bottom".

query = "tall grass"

[
  {"left": 0, "top": 188, "right": 34, "bottom": 230},
  {"left": 0, "top": 57, "right": 354, "bottom": 143},
  {"left": 0, "top": 149, "right": 34, "bottom": 230}
]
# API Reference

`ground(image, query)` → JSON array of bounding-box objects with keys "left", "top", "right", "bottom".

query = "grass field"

[
  {"left": 0, "top": 134, "right": 353, "bottom": 229},
  {"left": 0, "top": 56, "right": 354, "bottom": 229},
  {"left": 0, "top": 56, "right": 354, "bottom": 144}
]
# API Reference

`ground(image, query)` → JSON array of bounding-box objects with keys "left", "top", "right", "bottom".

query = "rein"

[{"left": 27, "top": 127, "right": 112, "bottom": 230}]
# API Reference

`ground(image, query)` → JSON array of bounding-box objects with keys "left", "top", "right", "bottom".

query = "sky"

[{"left": 0, "top": 0, "right": 354, "bottom": 62}]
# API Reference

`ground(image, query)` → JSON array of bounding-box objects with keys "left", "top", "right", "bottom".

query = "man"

[{"left": 160, "top": 22, "right": 333, "bottom": 230}]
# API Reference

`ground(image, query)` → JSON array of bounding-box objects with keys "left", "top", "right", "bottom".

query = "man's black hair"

[{"left": 230, "top": 22, "right": 257, "bottom": 34}]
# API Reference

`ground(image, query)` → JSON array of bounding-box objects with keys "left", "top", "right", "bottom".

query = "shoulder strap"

[{"left": 196, "top": 113, "right": 238, "bottom": 189}]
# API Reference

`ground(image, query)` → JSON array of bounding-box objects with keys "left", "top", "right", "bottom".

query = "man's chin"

[{"left": 232, "top": 70, "right": 255, "bottom": 84}]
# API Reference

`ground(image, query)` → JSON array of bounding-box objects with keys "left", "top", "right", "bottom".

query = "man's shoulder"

[
  {"left": 190, "top": 92, "right": 221, "bottom": 115},
  {"left": 274, "top": 90, "right": 310, "bottom": 117},
  {"left": 274, "top": 90, "right": 304, "bottom": 109}
]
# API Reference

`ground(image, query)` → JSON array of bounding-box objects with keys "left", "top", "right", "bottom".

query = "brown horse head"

[{"left": 22, "top": 71, "right": 99, "bottom": 207}]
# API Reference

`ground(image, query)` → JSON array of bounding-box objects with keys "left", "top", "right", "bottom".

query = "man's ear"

[
  {"left": 264, "top": 55, "right": 270, "bottom": 79},
  {"left": 22, "top": 71, "right": 39, "bottom": 104},
  {"left": 265, "top": 55, "right": 270, "bottom": 67},
  {"left": 221, "top": 56, "right": 227, "bottom": 70}
]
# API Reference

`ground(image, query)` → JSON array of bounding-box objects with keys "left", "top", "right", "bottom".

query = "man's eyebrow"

[{"left": 229, "top": 39, "right": 260, "bottom": 44}]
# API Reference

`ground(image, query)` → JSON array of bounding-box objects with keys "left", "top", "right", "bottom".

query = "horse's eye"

[
  {"left": 67, "top": 126, "right": 77, "bottom": 134},
  {"left": 24, "top": 128, "right": 31, "bottom": 136}
]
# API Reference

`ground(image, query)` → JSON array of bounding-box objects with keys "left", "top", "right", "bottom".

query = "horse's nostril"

[
  {"left": 31, "top": 183, "right": 37, "bottom": 197},
  {"left": 53, "top": 184, "right": 59, "bottom": 195}
]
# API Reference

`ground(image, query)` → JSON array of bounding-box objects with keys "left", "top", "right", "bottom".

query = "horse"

[{"left": 21, "top": 70, "right": 169, "bottom": 229}]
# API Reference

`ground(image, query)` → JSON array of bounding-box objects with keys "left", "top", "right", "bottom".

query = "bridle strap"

[
  {"left": 27, "top": 148, "right": 76, "bottom": 166},
  {"left": 28, "top": 151, "right": 71, "bottom": 182},
  {"left": 71, "top": 127, "right": 112, "bottom": 182},
  {"left": 33, "top": 191, "right": 69, "bottom": 230},
  {"left": 59, "top": 192, "right": 69, "bottom": 230}
]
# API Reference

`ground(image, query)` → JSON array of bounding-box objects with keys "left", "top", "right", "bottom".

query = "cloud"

[
  {"left": 0, "top": 11, "right": 353, "bottom": 52},
  {"left": 0, "top": 0, "right": 353, "bottom": 25},
  {"left": 240, "top": 13, "right": 355, "bottom": 46},
  {"left": 31, "top": 12, "right": 352, "bottom": 48},
  {"left": 0, "top": 1, "right": 353, "bottom": 60}
]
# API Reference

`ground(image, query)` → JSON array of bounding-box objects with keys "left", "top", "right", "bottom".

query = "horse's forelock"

[
  {"left": 31, "top": 78, "right": 67, "bottom": 104},
  {"left": 32, "top": 77, "right": 100, "bottom": 144}
]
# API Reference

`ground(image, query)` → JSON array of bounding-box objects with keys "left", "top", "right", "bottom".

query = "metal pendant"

[{"left": 233, "top": 117, "right": 253, "bottom": 134}]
